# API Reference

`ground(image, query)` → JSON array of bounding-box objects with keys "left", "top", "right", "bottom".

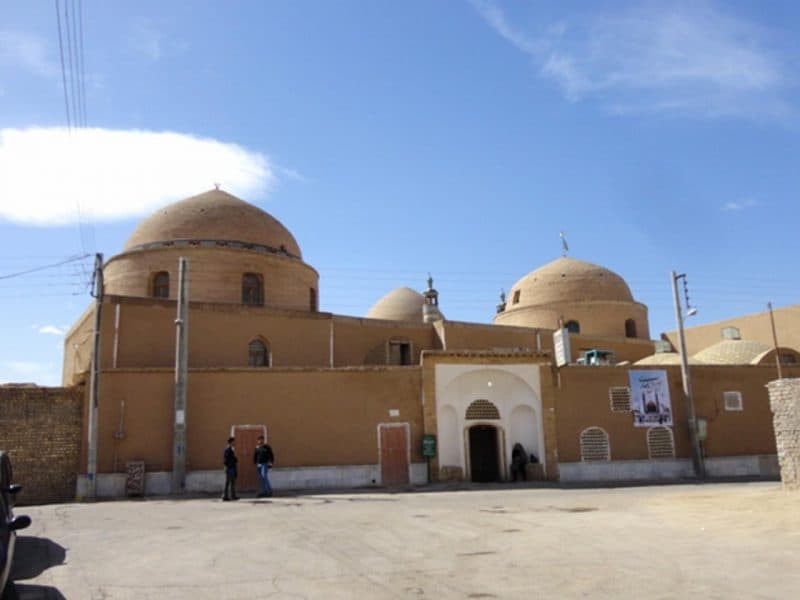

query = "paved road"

[{"left": 7, "top": 482, "right": 800, "bottom": 599}]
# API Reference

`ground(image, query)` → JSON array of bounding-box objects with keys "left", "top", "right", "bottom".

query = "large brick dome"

[
  {"left": 494, "top": 257, "right": 649, "bottom": 339},
  {"left": 124, "top": 189, "right": 302, "bottom": 258},
  {"left": 507, "top": 257, "right": 634, "bottom": 307}
]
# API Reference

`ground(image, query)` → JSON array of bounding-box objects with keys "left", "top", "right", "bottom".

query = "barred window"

[
  {"left": 242, "top": 273, "right": 264, "bottom": 306},
  {"left": 466, "top": 399, "right": 500, "bottom": 420},
  {"left": 152, "top": 271, "right": 169, "bottom": 298},
  {"left": 580, "top": 427, "right": 610, "bottom": 462},
  {"left": 647, "top": 427, "right": 675, "bottom": 459},
  {"left": 609, "top": 386, "right": 632, "bottom": 412},
  {"left": 248, "top": 340, "right": 270, "bottom": 367}
]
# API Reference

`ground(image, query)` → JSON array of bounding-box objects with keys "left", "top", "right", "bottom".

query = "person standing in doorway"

[
  {"left": 253, "top": 435, "right": 274, "bottom": 498},
  {"left": 222, "top": 437, "right": 239, "bottom": 501}
]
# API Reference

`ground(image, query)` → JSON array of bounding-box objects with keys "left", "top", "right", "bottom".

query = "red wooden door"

[
  {"left": 380, "top": 425, "right": 409, "bottom": 486},
  {"left": 233, "top": 426, "right": 263, "bottom": 492}
]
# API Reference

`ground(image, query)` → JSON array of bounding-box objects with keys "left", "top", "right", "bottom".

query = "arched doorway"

[{"left": 469, "top": 425, "right": 499, "bottom": 482}]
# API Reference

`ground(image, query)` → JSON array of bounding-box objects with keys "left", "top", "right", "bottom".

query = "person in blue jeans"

[{"left": 253, "top": 435, "right": 274, "bottom": 498}]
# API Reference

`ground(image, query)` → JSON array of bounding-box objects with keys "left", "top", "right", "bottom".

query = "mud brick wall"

[
  {"left": 767, "top": 378, "right": 800, "bottom": 490},
  {"left": 0, "top": 385, "right": 84, "bottom": 505}
]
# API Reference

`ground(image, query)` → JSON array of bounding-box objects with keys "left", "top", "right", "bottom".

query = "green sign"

[{"left": 422, "top": 434, "right": 437, "bottom": 457}]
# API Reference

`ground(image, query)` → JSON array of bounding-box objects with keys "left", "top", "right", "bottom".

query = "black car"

[{"left": 0, "top": 452, "right": 31, "bottom": 597}]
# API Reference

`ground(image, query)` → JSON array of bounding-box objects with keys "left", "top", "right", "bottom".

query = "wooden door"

[
  {"left": 232, "top": 426, "right": 264, "bottom": 492},
  {"left": 379, "top": 424, "right": 409, "bottom": 486}
]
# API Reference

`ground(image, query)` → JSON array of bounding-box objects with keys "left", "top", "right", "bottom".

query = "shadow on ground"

[{"left": 3, "top": 537, "right": 67, "bottom": 600}]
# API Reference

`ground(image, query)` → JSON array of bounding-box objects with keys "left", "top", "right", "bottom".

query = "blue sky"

[{"left": 1, "top": 0, "right": 799, "bottom": 385}]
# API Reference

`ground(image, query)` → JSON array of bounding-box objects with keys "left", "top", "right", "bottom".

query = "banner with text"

[{"left": 629, "top": 370, "right": 672, "bottom": 427}]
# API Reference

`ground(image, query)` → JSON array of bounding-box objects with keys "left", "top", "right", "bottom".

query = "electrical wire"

[
  {"left": 0, "top": 254, "right": 91, "bottom": 281},
  {"left": 55, "top": 0, "right": 72, "bottom": 129}
]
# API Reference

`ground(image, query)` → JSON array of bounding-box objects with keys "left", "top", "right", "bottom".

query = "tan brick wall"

[
  {"left": 555, "top": 365, "right": 798, "bottom": 463},
  {"left": 767, "top": 378, "right": 800, "bottom": 490},
  {"left": 0, "top": 385, "right": 84, "bottom": 505},
  {"left": 81, "top": 368, "right": 423, "bottom": 474}
]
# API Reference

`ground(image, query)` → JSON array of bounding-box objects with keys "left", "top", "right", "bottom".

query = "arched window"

[
  {"left": 565, "top": 320, "right": 580, "bottom": 334},
  {"left": 248, "top": 339, "right": 270, "bottom": 367},
  {"left": 242, "top": 273, "right": 263, "bottom": 306},
  {"left": 647, "top": 427, "right": 675, "bottom": 459},
  {"left": 580, "top": 427, "right": 610, "bottom": 461},
  {"left": 625, "top": 319, "right": 637, "bottom": 338},
  {"left": 152, "top": 271, "right": 169, "bottom": 298},
  {"left": 309, "top": 287, "right": 317, "bottom": 312}
]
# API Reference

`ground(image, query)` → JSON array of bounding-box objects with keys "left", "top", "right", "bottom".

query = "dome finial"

[
  {"left": 214, "top": 182, "right": 221, "bottom": 190},
  {"left": 496, "top": 289, "right": 506, "bottom": 314},
  {"left": 559, "top": 231, "right": 569, "bottom": 257}
]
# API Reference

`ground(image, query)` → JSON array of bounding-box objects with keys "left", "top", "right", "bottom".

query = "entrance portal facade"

[{"left": 433, "top": 363, "right": 544, "bottom": 483}]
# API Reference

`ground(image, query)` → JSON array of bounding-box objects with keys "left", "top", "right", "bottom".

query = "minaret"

[{"left": 423, "top": 274, "right": 444, "bottom": 323}]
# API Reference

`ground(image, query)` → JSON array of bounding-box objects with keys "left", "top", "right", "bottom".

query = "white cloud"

[
  {"left": 0, "top": 360, "right": 57, "bottom": 386},
  {"left": 723, "top": 199, "right": 758, "bottom": 211},
  {"left": 474, "top": 2, "right": 790, "bottom": 120},
  {"left": 38, "top": 325, "right": 66, "bottom": 335},
  {"left": 0, "top": 127, "right": 274, "bottom": 226},
  {"left": 0, "top": 30, "right": 57, "bottom": 77}
]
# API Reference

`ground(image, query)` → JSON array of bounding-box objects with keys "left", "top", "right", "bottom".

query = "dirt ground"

[{"left": 7, "top": 481, "right": 800, "bottom": 599}]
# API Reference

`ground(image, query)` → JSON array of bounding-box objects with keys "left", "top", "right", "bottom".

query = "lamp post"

[{"left": 671, "top": 271, "right": 705, "bottom": 480}]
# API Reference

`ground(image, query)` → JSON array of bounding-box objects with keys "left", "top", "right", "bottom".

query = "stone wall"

[
  {"left": 0, "top": 385, "right": 84, "bottom": 505},
  {"left": 767, "top": 378, "right": 800, "bottom": 490}
]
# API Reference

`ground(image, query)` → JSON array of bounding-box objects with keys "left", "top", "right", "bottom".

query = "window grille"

[
  {"left": 609, "top": 386, "right": 631, "bottom": 412},
  {"left": 248, "top": 340, "right": 269, "bottom": 367},
  {"left": 152, "top": 271, "right": 169, "bottom": 298},
  {"left": 647, "top": 427, "right": 675, "bottom": 459},
  {"left": 242, "top": 273, "right": 264, "bottom": 306},
  {"left": 724, "top": 391, "right": 743, "bottom": 411},
  {"left": 465, "top": 399, "right": 500, "bottom": 420},
  {"left": 580, "top": 427, "right": 610, "bottom": 461}
]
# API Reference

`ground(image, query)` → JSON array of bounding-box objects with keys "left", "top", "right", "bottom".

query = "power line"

[
  {"left": 0, "top": 254, "right": 91, "bottom": 281},
  {"left": 55, "top": 0, "right": 72, "bottom": 129}
]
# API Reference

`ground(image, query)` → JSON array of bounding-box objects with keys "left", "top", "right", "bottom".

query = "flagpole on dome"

[{"left": 560, "top": 231, "right": 569, "bottom": 257}]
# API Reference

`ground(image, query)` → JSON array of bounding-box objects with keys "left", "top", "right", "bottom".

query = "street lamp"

[{"left": 671, "top": 271, "right": 705, "bottom": 480}]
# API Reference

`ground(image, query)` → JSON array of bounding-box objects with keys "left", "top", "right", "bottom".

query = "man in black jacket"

[
  {"left": 253, "top": 435, "right": 274, "bottom": 498},
  {"left": 222, "top": 437, "right": 238, "bottom": 501}
]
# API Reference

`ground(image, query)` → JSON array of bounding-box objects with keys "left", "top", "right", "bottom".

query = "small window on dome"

[
  {"left": 512, "top": 290, "right": 521, "bottom": 305},
  {"left": 242, "top": 273, "right": 264, "bottom": 306},
  {"left": 310, "top": 287, "right": 317, "bottom": 312},
  {"left": 566, "top": 320, "right": 580, "bottom": 334},
  {"left": 152, "top": 271, "right": 169, "bottom": 298},
  {"left": 625, "top": 319, "right": 637, "bottom": 338}
]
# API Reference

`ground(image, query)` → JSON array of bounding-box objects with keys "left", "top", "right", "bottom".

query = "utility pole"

[
  {"left": 87, "top": 252, "right": 104, "bottom": 500},
  {"left": 768, "top": 302, "right": 783, "bottom": 380},
  {"left": 671, "top": 271, "right": 705, "bottom": 480},
  {"left": 172, "top": 257, "right": 189, "bottom": 493}
]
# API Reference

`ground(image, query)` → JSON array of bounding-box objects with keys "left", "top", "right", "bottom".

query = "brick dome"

[
  {"left": 508, "top": 257, "right": 634, "bottom": 307},
  {"left": 124, "top": 189, "right": 302, "bottom": 258},
  {"left": 366, "top": 287, "right": 426, "bottom": 322}
]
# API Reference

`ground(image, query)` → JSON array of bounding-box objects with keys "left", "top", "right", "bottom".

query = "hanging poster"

[{"left": 629, "top": 370, "right": 672, "bottom": 427}]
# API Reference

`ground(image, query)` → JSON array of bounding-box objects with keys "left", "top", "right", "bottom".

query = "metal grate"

[
  {"left": 465, "top": 399, "right": 500, "bottom": 420},
  {"left": 609, "top": 386, "right": 632, "bottom": 412},
  {"left": 647, "top": 427, "right": 675, "bottom": 459},
  {"left": 580, "top": 427, "right": 610, "bottom": 462},
  {"left": 724, "top": 391, "right": 743, "bottom": 411}
]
